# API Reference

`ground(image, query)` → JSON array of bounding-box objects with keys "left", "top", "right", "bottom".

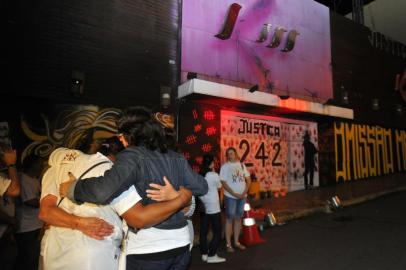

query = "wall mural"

[
  {"left": 20, "top": 106, "right": 121, "bottom": 161},
  {"left": 334, "top": 122, "right": 406, "bottom": 182},
  {"left": 20, "top": 106, "right": 176, "bottom": 162},
  {"left": 220, "top": 110, "right": 318, "bottom": 193}
]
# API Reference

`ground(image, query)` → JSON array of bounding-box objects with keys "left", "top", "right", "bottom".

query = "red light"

[
  {"left": 203, "top": 110, "right": 215, "bottom": 120},
  {"left": 192, "top": 109, "right": 198, "bottom": 119},
  {"left": 201, "top": 143, "right": 212, "bottom": 152},
  {"left": 183, "top": 152, "right": 191, "bottom": 160},
  {"left": 185, "top": 135, "right": 197, "bottom": 145},
  {"left": 194, "top": 124, "right": 203, "bottom": 133},
  {"left": 205, "top": 126, "right": 217, "bottom": 136},
  {"left": 195, "top": 156, "right": 203, "bottom": 165}
]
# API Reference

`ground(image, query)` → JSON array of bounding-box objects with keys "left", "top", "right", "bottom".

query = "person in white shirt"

[
  {"left": 0, "top": 147, "right": 20, "bottom": 270},
  {"left": 220, "top": 147, "right": 251, "bottom": 253},
  {"left": 40, "top": 147, "right": 191, "bottom": 270},
  {"left": 15, "top": 154, "right": 44, "bottom": 270},
  {"left": 199, "top": 155, "right": 226, "bottom": 263}
]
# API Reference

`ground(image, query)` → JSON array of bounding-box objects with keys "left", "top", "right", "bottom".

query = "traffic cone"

[{"left": 240, "top": 202, "right": 265, "bottom": 246}]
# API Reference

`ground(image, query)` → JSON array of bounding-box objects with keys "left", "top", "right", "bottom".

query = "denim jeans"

[
  {"left": 126, "top": 249, "right": 190, "bottom": 270},
  {"left": 224, "top": 196, "right": 245, "bottom": 219},
  {"left": 199, "top": 212, "right": 222, "bottom": 256}
]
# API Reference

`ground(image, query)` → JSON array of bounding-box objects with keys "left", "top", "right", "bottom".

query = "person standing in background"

[
  {"left": 303, "top": 131, "right": 318, "bottom": 190},
  {"left": 199, "top": 154, "right": 226, "bottom": 263},
  {"left": 15, "top": 154, "right": 44, "bottom": 270},
  {"left": 0, "top": 145, "right": 20, "bottom": 270},
  {"left": 220, "top": 147, "right": 251, "bottom": 253}
]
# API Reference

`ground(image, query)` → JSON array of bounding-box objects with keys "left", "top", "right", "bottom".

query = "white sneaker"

[
  {"left": 207, "top": 254, "right": 226, "bottom": 263},
  {"left": 201, "top": 254, "right": 208, "bottom": 262}
]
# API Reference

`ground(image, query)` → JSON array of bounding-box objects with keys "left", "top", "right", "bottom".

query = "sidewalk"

[
  {"left": 191, "top": 172, "right": 406, "bottom": 247},
  {"left": 255, "top": 172, "right": 406, "bottom": 223}
]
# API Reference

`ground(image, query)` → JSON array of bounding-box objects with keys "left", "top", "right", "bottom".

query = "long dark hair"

[
  {"left": 200, "top": 154, "right": 214, "bottom": 177},
  {"left": 117, "top": 106, "right": 167, "bottom": 153}
]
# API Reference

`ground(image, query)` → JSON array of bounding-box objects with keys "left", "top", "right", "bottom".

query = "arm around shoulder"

[{"left": 72, "top": 151, "right": 138, "bottom": 205}]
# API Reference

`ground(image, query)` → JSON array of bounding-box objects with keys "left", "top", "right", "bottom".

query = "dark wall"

[
  {"left": 330, "top": 12, "right": 406, "bottom": 129},
  {"left": 4, "top": 0, "right": 180, "bottom": 108},
  {"left": 178, "top": 101, "right": 221, "bottom": 173}
]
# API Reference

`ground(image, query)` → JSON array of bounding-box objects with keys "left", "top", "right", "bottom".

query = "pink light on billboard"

[{"left": 181, "top": 0, "right": 333, "bottom": 102}]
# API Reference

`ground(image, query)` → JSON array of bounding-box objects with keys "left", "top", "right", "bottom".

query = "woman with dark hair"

[
  {"left": 98, "top": 136, "right": 125, "bottom": 162},
  {"left": 198, "top": 155, "right": 226, "bottom": 264},
  {"left": 61, "top": 106, "right": 208, "bottom": 270}
]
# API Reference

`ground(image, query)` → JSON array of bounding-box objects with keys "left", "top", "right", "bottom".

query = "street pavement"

[{"left": 189, "top": 172, "right": 406, "bottom": 269}]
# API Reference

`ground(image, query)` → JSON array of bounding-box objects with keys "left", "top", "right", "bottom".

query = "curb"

[
  {"left": 341, "top": 186, "right": 406, "bottom": 207},
  {"left": 276, "top": 186, "right": 406, "bottom": 223}
]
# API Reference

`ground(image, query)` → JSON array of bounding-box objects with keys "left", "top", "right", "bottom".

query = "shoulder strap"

[
  {"left": 77, "top": 161, "right": 111, "bottom": 180},
  {"left": 57, "top": 160, "right": 110, "bottom": 206}
]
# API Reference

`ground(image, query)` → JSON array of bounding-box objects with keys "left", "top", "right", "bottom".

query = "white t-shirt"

[
  {"left": 41, "top": 148, "right": 141, "bottom": 270},
  {"left": 127, "top": 226, "right": 190, "bottom": 255},
  {"left": 126, "top": 181, "right": 193, "bottom": 255},
  {"left": 220, "top": 162, "right": 250, "bottom": 199},
  {"left": 16, "top": 173, "right": 43, "bottom": 233},
  {"left": 199, "top": 172, "right": 222, "bottom": 214},
  {"left": 126, "top": 193, "right": 191, "bottom": 255},
  {"left": 0, "top": 173, "right": 14, "bottom": 237}
]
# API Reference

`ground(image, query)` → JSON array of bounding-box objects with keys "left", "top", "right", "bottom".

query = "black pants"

[
  {"left": 0, "top": 230, "right": 17, "bottom": 270},
  {"left": 14, "top": 229, "right": 41, "bottom": 270},
  {"left": 126, "top": 248, "right": 190, "bottom": 270},
  {"left": 199, "top": 212, "right": 222, "bottom": 256},
  {"left": 304, "top": 166, "right": 315, "bottom": 188}
]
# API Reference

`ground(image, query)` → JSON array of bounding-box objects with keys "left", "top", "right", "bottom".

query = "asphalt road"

[{"left": 189, "top": 191, "right": 406, "bottom": 270}]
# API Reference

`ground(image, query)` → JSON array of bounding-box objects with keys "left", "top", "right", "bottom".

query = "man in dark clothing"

[
  {"left": 61, "top": 106, "right": 208, "bottom": 270},
  {"left": 303, "top": 131, "right": 317, "bottom": 190}
]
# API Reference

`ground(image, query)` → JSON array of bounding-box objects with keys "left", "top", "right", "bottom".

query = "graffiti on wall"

[
  {"left": 334, "top": 122, "right": 406, "bottom": 182},
  {"left": 21, "top": 106, "right": 121, "bottom": 160},
  {"left": 221, "top": 110, "right": 318, "bottom": 192}
]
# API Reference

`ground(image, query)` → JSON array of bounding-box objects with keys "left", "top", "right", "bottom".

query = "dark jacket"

[
  {"left": 71, "top": 146, "right": 208, "bottom": 229},
  {"left": 303, "top": 139, "right": 317, "bottom": 168}
]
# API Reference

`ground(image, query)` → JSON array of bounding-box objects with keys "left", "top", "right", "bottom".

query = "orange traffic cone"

[{"left": 240, "top": 202, "right": 265, "bottom": 246}]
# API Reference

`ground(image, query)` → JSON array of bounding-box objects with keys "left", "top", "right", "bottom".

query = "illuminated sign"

[{"left": 182, "top": 0, "right": 333, "bottom": 102}]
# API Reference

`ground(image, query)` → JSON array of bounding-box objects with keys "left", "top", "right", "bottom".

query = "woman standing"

[{"left": 199, "top": 155, "right": 226, "bottom": 264}]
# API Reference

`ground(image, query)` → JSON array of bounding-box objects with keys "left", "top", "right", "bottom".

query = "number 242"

[{"left": 239, "top": 139, "right": 282, "bottom": 167}]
